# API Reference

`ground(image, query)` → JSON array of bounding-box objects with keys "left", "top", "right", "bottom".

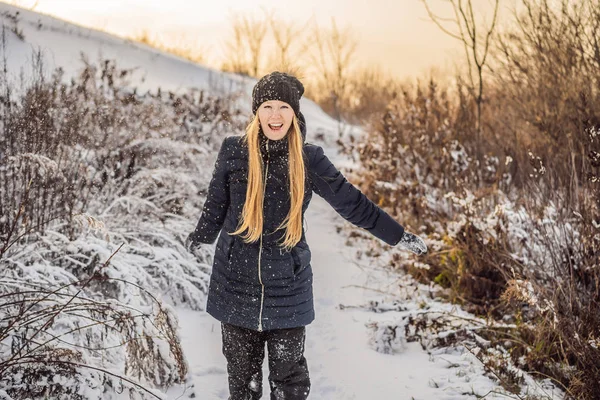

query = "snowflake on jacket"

[{"left": 187, "top": 113, "right": 405, "bottom": 331}]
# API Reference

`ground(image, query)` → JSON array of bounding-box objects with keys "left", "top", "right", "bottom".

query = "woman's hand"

[
  {"left": 397, "top": 231, "right": 428, "bottom": 255},
  {"left": 185, "top": 233, "right": 198, "bottom": 253}
]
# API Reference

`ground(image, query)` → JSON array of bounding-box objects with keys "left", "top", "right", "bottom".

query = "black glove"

[
  {"left": 397, "top": 231, "right": 427, "bottom": 255},
  {"left": 185, "top": 233, "right": 199, "bottom": 253}
]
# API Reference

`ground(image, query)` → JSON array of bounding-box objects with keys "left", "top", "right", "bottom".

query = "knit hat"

[{"left": 252, "top": 71, "right": 304, "bottom": 116}]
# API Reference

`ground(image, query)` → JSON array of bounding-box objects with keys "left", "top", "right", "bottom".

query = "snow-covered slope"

[
  {"left": 0, "top": 2, "right": 337, "bottom": 138},
  {"left": 0, "top": 3, "right": 562, "bottom": 400},
  {"left": 1, "top": 4, "right": 221, "bottom": 91}
]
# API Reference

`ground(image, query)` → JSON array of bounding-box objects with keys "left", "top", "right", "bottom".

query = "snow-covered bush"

[
  {"left": 0, "top": 243, "right": 185, "bottom": 399},
  {"left": 0, "top": 55, "right": 246, "bottom": 398},
  {"left": 352, "top": 60, "right": 600, "bottom": 398}
]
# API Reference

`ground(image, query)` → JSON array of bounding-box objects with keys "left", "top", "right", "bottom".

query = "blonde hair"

[{"left": 230, "top": 115, "right": 305, "bottom": 251}]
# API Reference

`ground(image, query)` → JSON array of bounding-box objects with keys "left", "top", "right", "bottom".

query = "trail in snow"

[
  {"left": 168, "top": 143, "right": 508, "bottom": 400},
  {"left": 172, "top": 195, "right": 437, "bottom": 400}
]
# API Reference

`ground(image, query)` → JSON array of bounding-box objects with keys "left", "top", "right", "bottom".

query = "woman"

[{"left": 185, "top": 71, "right": 427, "bottom": 400}]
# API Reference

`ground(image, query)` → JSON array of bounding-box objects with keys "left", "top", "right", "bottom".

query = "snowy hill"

[
  {"left": 0, "top": 2, "right": 338, "bottom": 139},
  {"left": 1, "top": 3, "right": 219, "bottom": 92}
]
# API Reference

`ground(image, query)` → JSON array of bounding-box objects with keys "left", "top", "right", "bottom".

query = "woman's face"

[{"left": 257, "top": 100, "right": 295, "bottom": 141}]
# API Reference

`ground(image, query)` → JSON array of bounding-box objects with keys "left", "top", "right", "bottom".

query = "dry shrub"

[
  {"left": 0, "top": 45, "right": 245, "bottom": 396},
  {"left": 0, "top": 51, "right": 243, "bottom": 254},
  {"left": 351, "top": 1, "right": 600, "bottom": 396},
  {"left": 343, "top": 68, "right": 400, "bottom": 125},
  {"left": 0, "top": 246, "right": 186, "bottom": 399},
  {"left": 355, "top": 80, "right": 513, "bottom": 315},
  {"left": 491, "top": 0, "right": 600, "bottom": 193},
  {"left": 358, "top": 86, "right": 599, "bottom": 398}
]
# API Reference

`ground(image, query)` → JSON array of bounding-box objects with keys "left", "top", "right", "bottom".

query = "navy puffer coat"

[{"left": 188, "top": 115, "right": 405, "bottom": 331}]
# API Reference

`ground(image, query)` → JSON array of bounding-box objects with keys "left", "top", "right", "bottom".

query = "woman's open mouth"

[{"left": 268, "top": 123, "right": 283, "bottom": 131}]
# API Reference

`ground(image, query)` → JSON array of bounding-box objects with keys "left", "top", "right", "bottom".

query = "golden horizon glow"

[{"left": 3, "top": 0, "right": 503, "bottom": 81}]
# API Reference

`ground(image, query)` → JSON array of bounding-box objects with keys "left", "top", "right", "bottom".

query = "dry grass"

[
  {"left": 132, "top": 30, "right": 208, "bottom": 65},
  {"left": 0, "top": 37, "right": 245, "bottom": 395},
  {"left": 350, "top": 1, "right": 600, "bottom": 398},
  {"left": 0, "top": 246, "right": 186, "bottom": 399}
]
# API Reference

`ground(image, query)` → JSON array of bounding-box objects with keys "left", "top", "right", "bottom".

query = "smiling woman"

[
  {"left": 258, "top": 101, "right": 294, "bottom": 141},
  {"left": 184, "top": 70, "right": 427, "bottom": 399}
]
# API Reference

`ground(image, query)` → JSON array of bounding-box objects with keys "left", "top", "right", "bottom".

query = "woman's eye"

[
  {"left": 264, "top": 105, "right": 272, "bottom": 109},
  {"left": 281, "top": 105, "right": 289, "bottom": 109}
]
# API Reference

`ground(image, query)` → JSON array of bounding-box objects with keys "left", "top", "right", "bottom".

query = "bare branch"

[
  {"left": 480, "top": 0, "right": 499, "bottom": 66},
  {"left": 420, "top": 0, "right": 464, "bottom": 41},
  {"left": 6, "top": 360, "right": 164, "bottom": 400}
]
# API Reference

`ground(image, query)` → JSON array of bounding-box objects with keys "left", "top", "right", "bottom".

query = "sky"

[{"left": 6, "top": 0, "right": 505, "bottom": 80}]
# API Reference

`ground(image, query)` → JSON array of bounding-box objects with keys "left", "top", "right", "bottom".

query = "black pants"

[{"left": 221, "top": 322, "right": 310, "bottom": 400}]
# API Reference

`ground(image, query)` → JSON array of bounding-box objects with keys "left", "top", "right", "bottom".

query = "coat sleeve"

[
  {"left": 308, "top": 144, "right": 404, "bottom": 246},
  {"left": 189, "top": 136, "right": 231, "bottom": 245}
]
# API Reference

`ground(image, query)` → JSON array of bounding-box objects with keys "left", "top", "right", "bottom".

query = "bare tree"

[
  {"left": 421, "top": 0, "right": 499, "bottom": 140},
  {"left": 222, "top": 17, "right": 249, "bottom": 75},
  {"left": 307, "top": 18, "right": 358, "bottom": 127},
  {"left": 222, "top": 13, "right": 270, "bottom": 77},
  {"left": 243, "top": 13, "right": 270, "bottom": 77},
  {"left": 267, "top": 15, "right": 306, "bottom": 75}
]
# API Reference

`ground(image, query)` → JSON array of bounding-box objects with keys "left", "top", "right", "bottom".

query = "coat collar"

[{"left": 259, "top": 130, "right": 289, "bottom": 159}]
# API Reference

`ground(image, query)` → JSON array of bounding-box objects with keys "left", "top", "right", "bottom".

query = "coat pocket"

[
  {"left": 216, "top": 233, "right": 235, "bottom": 266},
  {"left": 291, "top": 245, "right": 312, "bottom": 275}
]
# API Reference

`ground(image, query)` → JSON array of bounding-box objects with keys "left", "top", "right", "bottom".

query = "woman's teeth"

[{"left": 269, "top": 123, "right": 283, "bottom": 130}]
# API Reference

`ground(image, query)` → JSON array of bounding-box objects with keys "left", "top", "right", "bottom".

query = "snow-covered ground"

[
  {"left": 170, "top": 197, "right": 494, "bottom": 400},
  {"left": 0, "top": 3, "right": 564, "bottom": 399},
  {"left": 168, "top": 143, "right": 562, "bottom": 400}
]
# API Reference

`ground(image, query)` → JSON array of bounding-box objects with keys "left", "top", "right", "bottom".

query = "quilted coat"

[{"left": 188, "top": 115, "right": 405, "bottom": 331}]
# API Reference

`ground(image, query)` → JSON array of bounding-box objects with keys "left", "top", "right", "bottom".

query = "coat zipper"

[{"left": 257, "top": 140, "right": 269, "bottom": 331}]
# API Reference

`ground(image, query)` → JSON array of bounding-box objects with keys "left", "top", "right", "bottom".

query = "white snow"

[
  {"left": 167, "top": 142, "right": 561, "bottom": 399},
  {"left": 0, "top": 3, "right": 565, "bottom": 400}
]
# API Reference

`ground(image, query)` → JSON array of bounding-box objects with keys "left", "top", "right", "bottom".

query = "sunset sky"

[{"left": 6, "top": 0, "right": 505, "bottom": 80}]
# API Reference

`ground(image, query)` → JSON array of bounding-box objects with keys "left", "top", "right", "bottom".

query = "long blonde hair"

[{"left": 230, "top": 115, "right": 305, "bottom": 251}]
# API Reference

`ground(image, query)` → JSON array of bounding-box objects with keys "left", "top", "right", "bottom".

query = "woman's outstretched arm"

[{"left": 308, "top": 144, "right": 427, "bottom": 254}]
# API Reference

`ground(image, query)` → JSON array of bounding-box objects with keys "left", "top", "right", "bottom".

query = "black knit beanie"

[{"left": 252, "top": 71, "right": 304, "bottom": 116}]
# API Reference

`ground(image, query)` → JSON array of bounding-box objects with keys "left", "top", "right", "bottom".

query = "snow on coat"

[{"left": 188, "top": 114, "right": 405, "bottom": 331}]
